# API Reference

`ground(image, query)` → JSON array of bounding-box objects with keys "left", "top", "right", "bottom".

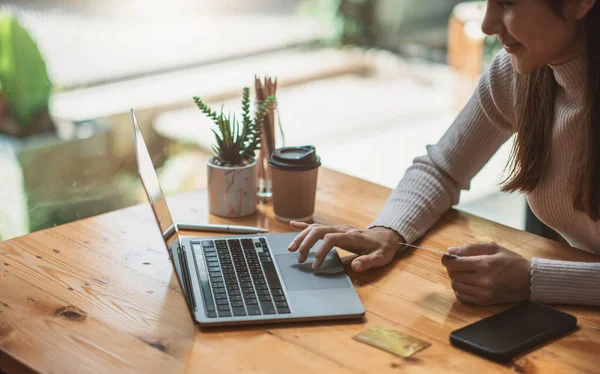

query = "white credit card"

[{"left": 399, "top": 242, "right": 459, "bottom": 258}]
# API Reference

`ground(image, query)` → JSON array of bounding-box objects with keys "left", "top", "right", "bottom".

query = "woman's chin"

[{"left": 510, "top": 54, "right": 546, "bottom": 75}]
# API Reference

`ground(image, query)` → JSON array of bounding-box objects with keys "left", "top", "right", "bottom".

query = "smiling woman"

[
  {"left": 483, "top": 0, "right": 586, "bottom": 73},
  {"left": 289, "top": 0, "right": 600, "bottom": 307},
  {"left": 489, "top": 0, "right": 600, "bottom": 222}
]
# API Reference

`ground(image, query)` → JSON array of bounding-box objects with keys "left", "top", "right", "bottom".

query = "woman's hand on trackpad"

[{"left": 287, "top": 221, "right": 403, "bottom": 272}]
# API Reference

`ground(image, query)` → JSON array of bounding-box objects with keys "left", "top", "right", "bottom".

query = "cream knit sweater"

[{"left": 370, "top": 50, "right": 600, "bottom": 306}]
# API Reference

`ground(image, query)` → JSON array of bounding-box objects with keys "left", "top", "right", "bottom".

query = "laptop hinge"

[{"left": 177, "top": 244, "right": 197, "bottom": 312}]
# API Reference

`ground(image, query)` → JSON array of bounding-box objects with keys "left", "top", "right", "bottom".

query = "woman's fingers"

[
  {"left": 448, "top": 242, "right": 499, "bottom": 256},
  {"left": 311, "top": 233, "right": 341, "bottom": 268},
  {"left": 442, "top": 255, "right": 485, "bottom": 272},
  {"left": 288, "top": 223, "right": 394, "bottom": 270},
  {"left": 453, "top": 291, "right": 486, "bottom": 305},
  {"left": 447, "top": 270, "right": 480, "bottom": 286},
  {"left": 290, "top": 221, "right": 310, "bottom": 231},
  {"left": 296, "top": 225, "right": 346, "bottom": 263},
  {"left": 288, "top": 222, "right": 312, "bottom": 252},
  {"left": 312, "top": 231, "right": 374, "bottom": 268},
  {"left": 351, "top": 249, "right": 394, "bottom": 272},
  {"left": 451, "top": 280, "right": 490, "bottom": 303}
]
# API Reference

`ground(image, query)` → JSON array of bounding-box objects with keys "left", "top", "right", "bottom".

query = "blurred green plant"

[
  {"left": 295, "top": 0, "right": 342, "bottom": 44},
  {"left": 295, "top": 0, "right": 375, "bottom": 46},
  {"left": 0, "top": 12, "right": 52, "bottom": 129},
  {"left": 483, "top": 35, "right": 502, "bottom": 66}
]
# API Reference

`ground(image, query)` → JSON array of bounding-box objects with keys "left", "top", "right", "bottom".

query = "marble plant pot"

[{"left": 207, "top": 157, "right": 257, "bottom": 218}]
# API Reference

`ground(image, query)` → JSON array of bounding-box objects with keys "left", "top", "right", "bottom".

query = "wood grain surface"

[{"left": 1, "top": 167, "right": 599, "bottom": 374}]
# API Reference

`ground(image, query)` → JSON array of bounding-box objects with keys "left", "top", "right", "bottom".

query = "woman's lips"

[{"left": 503, "top": 42, "right": 522, "bottom": 54}]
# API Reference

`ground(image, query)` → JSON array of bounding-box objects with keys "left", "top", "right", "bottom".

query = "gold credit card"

[{"left": 353, "top": 326, "right": 431, "bottom": 358}]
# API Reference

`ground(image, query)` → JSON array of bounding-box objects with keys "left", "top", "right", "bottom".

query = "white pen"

[
  {"left": 177, "top": 223, "right": 268, "bottom": 234},
  {"left": 164, "top": 223, "right": 268, "bottom": 238}
]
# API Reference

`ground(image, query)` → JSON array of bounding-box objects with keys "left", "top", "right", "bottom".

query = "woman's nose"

[{"left": 481, "top": 2, "right": 504, "bottom": 36}]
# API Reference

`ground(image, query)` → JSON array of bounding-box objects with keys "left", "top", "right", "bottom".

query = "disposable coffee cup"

[{"left": 268, "top": 145, "right": 321, "bottom": 222}]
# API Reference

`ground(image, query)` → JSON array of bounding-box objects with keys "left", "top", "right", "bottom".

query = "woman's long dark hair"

[{"left": 501, "top": 0, "right": 600, "bottom": 221}]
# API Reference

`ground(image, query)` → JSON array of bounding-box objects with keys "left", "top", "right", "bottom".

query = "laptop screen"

[{"left": 131, "top": 109, "right": 181, "bottom": 252}]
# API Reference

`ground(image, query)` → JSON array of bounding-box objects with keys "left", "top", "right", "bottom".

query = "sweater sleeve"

[
  {"left": 369, "top": 50, "right": 518, "bottom": 243},
  {"left": 530, "top": 258, "right": 600, "bottom": 305}
]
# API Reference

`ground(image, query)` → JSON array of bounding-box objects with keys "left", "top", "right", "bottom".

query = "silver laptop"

[{"left": 131, "top": 109, "right": 364, "bottom": 326}]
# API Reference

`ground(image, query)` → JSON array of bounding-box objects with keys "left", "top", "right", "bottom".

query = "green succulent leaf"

[
  {"left": 241, "top": 87, "right": 251, "bottom": 129},
  {"left": 242, "top": 95, "right": 276, "bottom": 160},
  {"left": 193, "top": 96, "right": 220, "bottom": 122},
  {"left": 193, "top": 88, "right": 277, "bottom": 165}
]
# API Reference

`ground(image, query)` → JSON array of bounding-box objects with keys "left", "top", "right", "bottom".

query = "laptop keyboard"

[{"left": 192, "top": 238, "right": 290, "bottom": 318}]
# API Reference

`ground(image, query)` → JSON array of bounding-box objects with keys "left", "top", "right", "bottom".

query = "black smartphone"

[{"left": 450, "top": 302, "right": 577, "bottom": 362}]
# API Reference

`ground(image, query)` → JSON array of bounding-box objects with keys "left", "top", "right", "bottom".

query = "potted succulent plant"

[{"left": 193, "top": 87, "right": 275, "bottom": 218}]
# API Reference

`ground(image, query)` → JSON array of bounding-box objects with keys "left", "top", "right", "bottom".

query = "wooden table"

[{"left": 1, "top": 167, "right": 599, "bottom": 374}]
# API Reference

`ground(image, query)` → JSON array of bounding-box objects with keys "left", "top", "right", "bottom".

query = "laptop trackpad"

[{"left": 275, "top": 253, "right": 351, "bottom": 291}]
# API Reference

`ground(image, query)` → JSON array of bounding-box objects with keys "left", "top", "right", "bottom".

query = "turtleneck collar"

[{"left": 549, "top": 55, "right": 587, "bottom": 101}]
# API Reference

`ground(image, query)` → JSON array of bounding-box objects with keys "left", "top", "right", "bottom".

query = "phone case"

[{"left": 449, "top": 303, "right": 577, "bottom": 362}]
